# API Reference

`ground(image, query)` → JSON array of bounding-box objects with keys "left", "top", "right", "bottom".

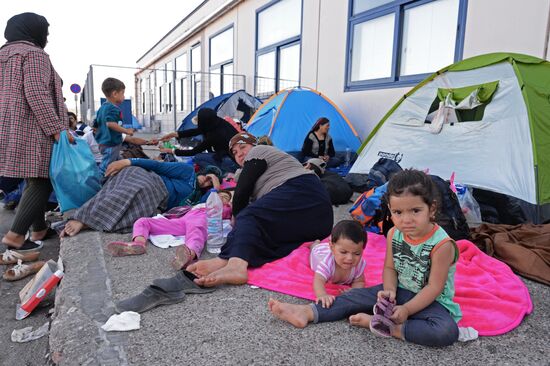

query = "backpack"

[
  {"left": 349, "top": 183, "right": 388, "bottom": 234},
  {"left": 367, "top": 158, "right": 403, "bottom": 188},
  {"left": 344, "top": 158, "right": 402, "bottom": 192},
  {"left": 429, "top": 175, "right": 471, "bottom": 241},
  {"left": 355, "top": 175, "right": 471, "bottom": 241}
]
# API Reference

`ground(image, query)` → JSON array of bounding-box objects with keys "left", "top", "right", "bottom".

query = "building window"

[
  {"left": 175, "top": 53, "right": 188, "bottom": 112},
  {"left": 210, "top": 26, "right": 234, "bottom": 97},
  {"left": 346, "top": 0, "right": 467, "bottom": 91},
  {"left": 191, "top": 43, "right": 202, "bottom": 109},
  {"left": 255, "top": 0, "right": 302, "bottom": 98}
]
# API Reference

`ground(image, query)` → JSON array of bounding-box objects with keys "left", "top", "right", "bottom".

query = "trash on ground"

[
  {"left": 101, "top": 311, "right": 141, "bottom": 332},
  {"left": 11, "top": 322, "right": 49, "bottom": 343}
]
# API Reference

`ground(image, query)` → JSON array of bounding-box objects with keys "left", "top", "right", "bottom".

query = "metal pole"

[{"left": 74, "top": 94, "right": 79, "bottom": 119}]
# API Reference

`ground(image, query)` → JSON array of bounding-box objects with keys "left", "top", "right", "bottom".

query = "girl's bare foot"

[
  {"left": 171, "top": 245, "right": 196, "bottom": 270},
  {"left": 268, "top": 298, "right": 313, "bottom": 328},
  {"left": 349, "top": 313, "right": 372, "bottom": 328},
  {"left": 61, "top": 220, "right": 86, "bottom": 237},
  {"left": 187, "top": 257, "right": 227, "bottom": 277}
]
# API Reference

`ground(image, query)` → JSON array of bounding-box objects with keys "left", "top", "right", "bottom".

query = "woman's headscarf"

[
  {"left": 228, "top": 132, "right": 258, "bottom": 154},
  {"left": 4, "top": 12, "right": 49, "bottom": 49}
]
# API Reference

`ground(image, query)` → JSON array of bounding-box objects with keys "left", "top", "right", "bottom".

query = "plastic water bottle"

[
  {"left": 345, "top": 147, "right": 351, "bottom": 167},
  {"left": 206, "top": 189, "right": 225, "bottom": 253}
]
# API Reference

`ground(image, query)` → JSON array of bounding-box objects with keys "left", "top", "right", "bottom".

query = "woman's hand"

[
  {"left": 316, "top": 294, "right": 336, "bottom": 308},
  {"left": 322, "top": 155, "right": 329, "bottom": 162},
  {"left": 54, "top": 131, "right": 75, "bottom": 144},
  {"left": 146, "top": 139, "right": 159, "bottom": 145},
  {"left": 160, "top": 132, "right": 177, "bottom": 142},
  {"left": 105, "top": 159, "right": 131, "bottom": 177},
  {"left": 389, "top": 305, "right": 410, "bottom": 324}
]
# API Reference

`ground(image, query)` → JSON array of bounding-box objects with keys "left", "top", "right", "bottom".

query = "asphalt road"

[{"left": 0, "top": 205, "right": 60, "bottom": 366}]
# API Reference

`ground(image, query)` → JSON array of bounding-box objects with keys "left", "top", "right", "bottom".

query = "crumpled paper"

[{"left": 101, "top": 311, "right": 141, "bottom": 332}]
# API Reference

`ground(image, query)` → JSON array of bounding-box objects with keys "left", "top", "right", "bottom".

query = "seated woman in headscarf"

[
  {"left": 159, "top": 108, "right": 238, "bottom": 173},
  {"left": 61, "top": 159, "right": 222, "bottom": 237},
  {"left": 187, "top": 132, "right": 333, "bottom": 287},
  {"left": 301, "top": 117, "right": 342, "bottom": 168}
]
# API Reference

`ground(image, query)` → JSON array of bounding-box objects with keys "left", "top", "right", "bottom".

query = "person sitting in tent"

[
  {"left": 301, "top": 117, "right": 342, "bottom": 168},
  {"left": 159, "top": 108, "right": 239, "bottom": 173},
  {"left": 186, "top": 132, "right": 333, "bottom": 287}
]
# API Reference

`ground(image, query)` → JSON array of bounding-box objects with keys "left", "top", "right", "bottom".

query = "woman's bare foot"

[
  {"left": 268, "top": 298, "right": 313, "bottom": 328},
  {"left": 193, "top": 257, "right": 248, "bottom": 287},
  {"left": 1, "top": 232, "right": 25, "bottom": 248},
  {"left": 194, "top": 264, "right": 248, "bottom": 287},
  {"left": 187, "top": 257, "right": 227, "bottom": 277},
  {"left": 30, "top": 228, "right": 48, "bottom": 241},
  {"left": 60, "top": 220, "right": 86, "bottom": 237},
  {"left": 349, "top": 313, "right": 372, "bottom": 328}
]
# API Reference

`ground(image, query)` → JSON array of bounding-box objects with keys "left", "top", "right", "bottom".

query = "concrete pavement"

[{"left": 47, "top": 203, "right": 550, "bottom": 366}]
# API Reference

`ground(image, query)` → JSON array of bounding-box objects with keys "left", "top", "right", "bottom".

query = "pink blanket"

[{"left": 248, "top": 232, "right": 533, "bottom": 336}]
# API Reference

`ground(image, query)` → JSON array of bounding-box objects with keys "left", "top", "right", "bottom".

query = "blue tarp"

[{"left": 246, "top": 87, "right": 361, "bottom": 153}]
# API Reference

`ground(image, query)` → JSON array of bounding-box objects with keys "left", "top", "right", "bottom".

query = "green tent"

[{"left": 351, "top": 53, "right": 550, "bottom": 222}]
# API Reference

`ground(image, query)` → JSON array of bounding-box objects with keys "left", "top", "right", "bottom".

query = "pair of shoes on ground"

[
  {"left": 3, "top": 259, "right": 46, "bottom": 281},
  {"left": 115, "top": 270, "right": 215, "bottom": 314},
  {"left": 0, "top": 249, "right": 40, "bottom": 265},
  {"left": 370, "top": 297, "right": 396, "bottom": 338}
]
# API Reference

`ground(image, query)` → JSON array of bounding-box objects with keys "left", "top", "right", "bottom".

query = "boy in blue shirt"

[{"left": 95, "top": 77, "right": 134, "bottom": 175}]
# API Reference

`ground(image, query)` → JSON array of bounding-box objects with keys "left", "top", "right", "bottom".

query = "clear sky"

[{"left": 0, "top": 0, "right": 203, "bottom": 113}]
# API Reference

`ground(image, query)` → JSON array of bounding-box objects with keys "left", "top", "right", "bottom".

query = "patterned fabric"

[
  {"left": 72, "top": 166, "right": 168, "bottom": 233},
  {"left": 391, "top": 225, "right": 462, "bottom": 322},
  {"left": 309, "top": 242, "right": 366, "bottom": 285},
  {"left": 0, "top": 41, "right": 68, "bottom": 178}
]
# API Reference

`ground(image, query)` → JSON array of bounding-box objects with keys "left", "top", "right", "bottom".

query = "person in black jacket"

[
  {"left": 301, "top": 117, "right": 342, "bottom": 168},
  {"left": 160, "top": 108, "right": 239, "bottom": 172}
]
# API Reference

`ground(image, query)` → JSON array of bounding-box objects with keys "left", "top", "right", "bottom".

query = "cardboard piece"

[{"left": 16, "top": 260, "right": 63, "bottom": 320}]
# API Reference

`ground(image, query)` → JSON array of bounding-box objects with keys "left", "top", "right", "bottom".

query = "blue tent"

[
  {"left": 246, "top": 87, "right": 361, "bottom": 153},
  {"left": 177, "top": 90, "right": 262, "bottom": 132}
]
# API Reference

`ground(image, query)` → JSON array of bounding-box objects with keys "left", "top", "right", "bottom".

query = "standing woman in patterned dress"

[{"left": 0, "top": 13, "right": 70, "bottom": 252}]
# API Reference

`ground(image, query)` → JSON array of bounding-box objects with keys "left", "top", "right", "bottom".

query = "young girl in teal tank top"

[{"left": 269, "top": 169, "right": 461, "bottom": 347}]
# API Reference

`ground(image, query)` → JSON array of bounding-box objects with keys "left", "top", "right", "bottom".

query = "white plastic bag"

[{"left": 455, "top": 184, "right": 482, "bottom": 225}]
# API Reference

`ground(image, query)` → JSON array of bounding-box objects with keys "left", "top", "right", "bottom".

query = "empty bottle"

[
  {"left": 345, "top": 147, "right": 351, "bottom": 167},
  {"left": 206, "top": 189, "right": 225, "bottom": 253}
]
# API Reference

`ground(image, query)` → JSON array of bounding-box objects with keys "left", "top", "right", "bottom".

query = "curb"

[{"left": 49, "top": 231, "right": 129, "bottom": 365}]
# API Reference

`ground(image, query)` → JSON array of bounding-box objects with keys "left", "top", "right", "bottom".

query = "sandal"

[
  {"left": 6, "top": 239, "right": 43, "bottom": 254},
  {"left": 171, "top": 245, "right": 195, "bottom": 270},
  {"left": 373, "top": 296, "right": 395, "bottom": 316},
  {"left": 3, "top": 260, "right": 46, "bottom": 281},
  {"left": 0, "top": 249, "right": 40, "bottom": 265},
  {"left": 106, "top": 241, "right": 146, "bottom": 257},
  {"left": 369, "top": 313, "right": 395, "bottom": 338},
  {"left": 370, "top": 296, "right": 396, "bottom": 338}
]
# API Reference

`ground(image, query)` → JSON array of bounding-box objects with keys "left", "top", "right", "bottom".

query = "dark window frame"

[
  {"left": 344, "top": 0, "right": 468, "bottom": 92},
  {"left": 254, "top": 0, "right": 303, "bottom": 97}
]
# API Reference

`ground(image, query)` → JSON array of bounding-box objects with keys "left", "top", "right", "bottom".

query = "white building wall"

[{"left": 136, "top": 0, "right": 550, "bottom": 137}]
